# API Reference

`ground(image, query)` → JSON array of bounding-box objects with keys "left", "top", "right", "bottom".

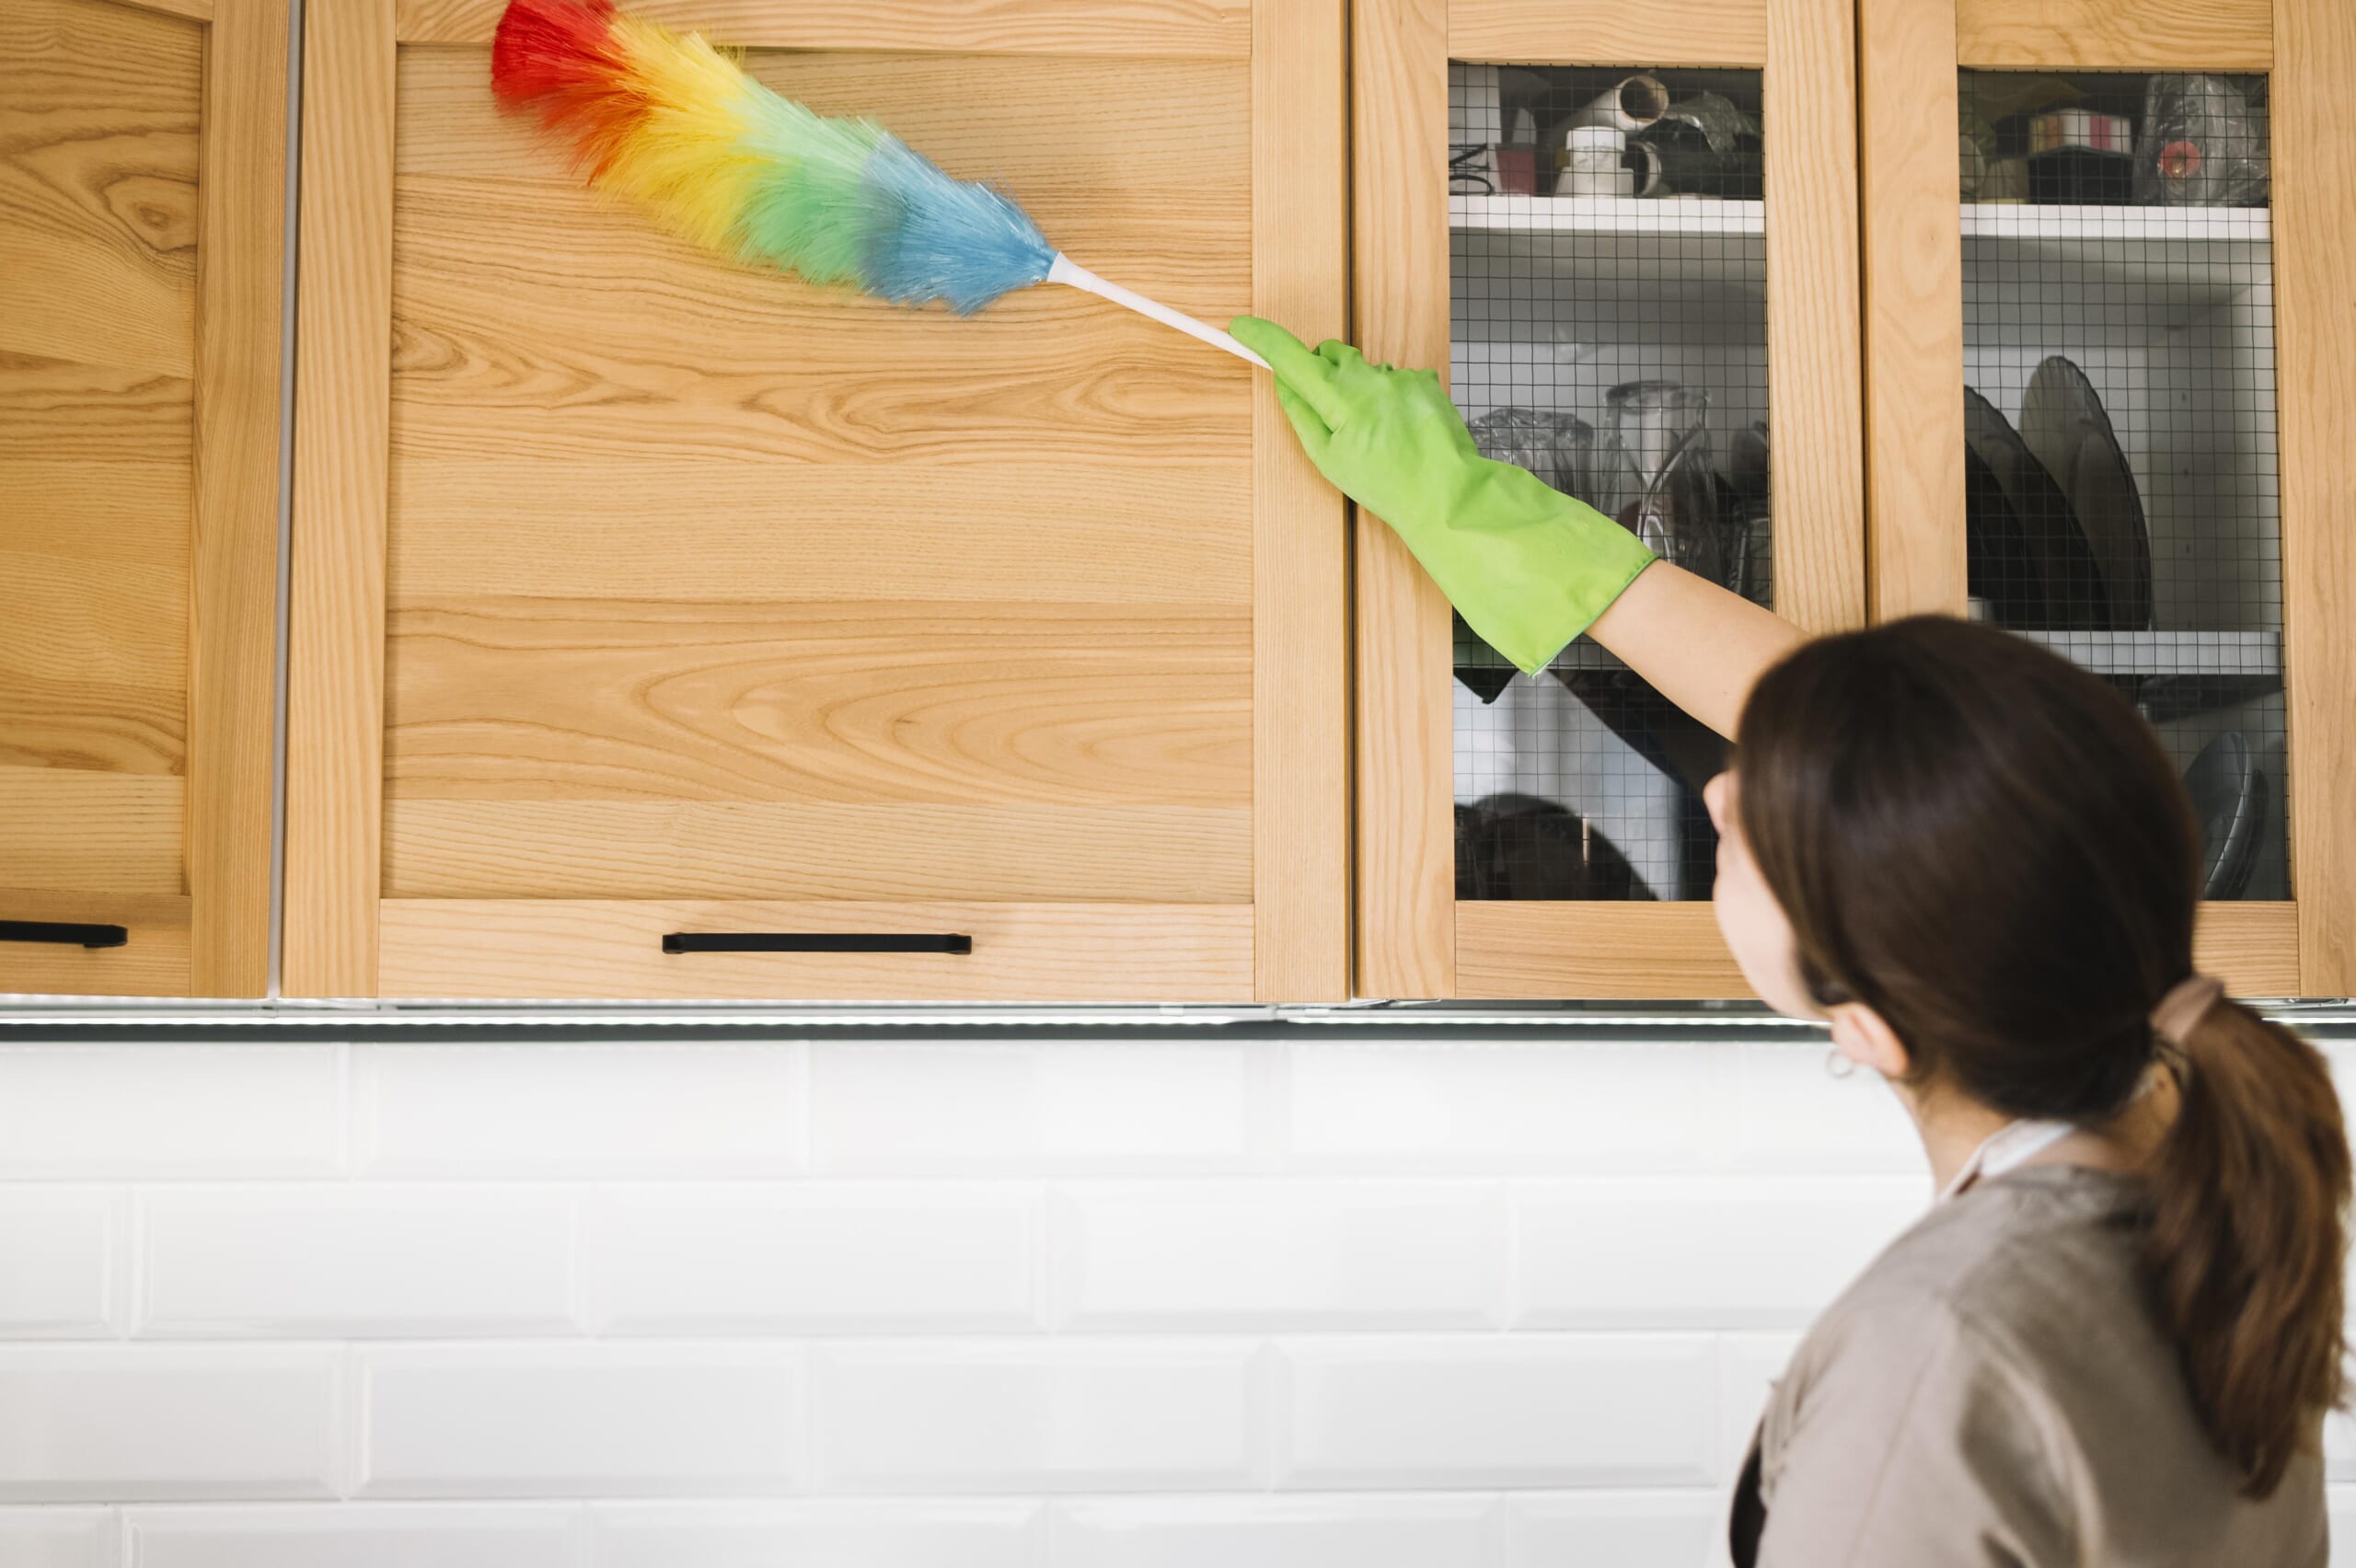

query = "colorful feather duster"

[{"left": 490, "top": 0, "right": 1265, "bottom": 364}]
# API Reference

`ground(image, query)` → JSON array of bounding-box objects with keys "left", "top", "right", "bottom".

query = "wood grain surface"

[
  {"left": 390, "top": 461, "right": 1253, "bottom": 606},
  {"left": 188, "top": 0, "right": 291, "bottom": 995},
  {"left": 2276, "top": 0, "right": 2355, "bottom": 996},
  {"left": 1349, "top": 0, "right": 1454, "bottom": 999},
  {"left": 0, "top": 888, "right": 191, "bottom": 997},
  {"left": 2192, "top": 903, "right": 2300, "bottom": 999},
  {"left": 378, "top": 898, "right": 1254, "bottom": 1000},
  {"left": 273, "top": 30, "right": 1341, "bottom": 1002},
  {"left": 0, "top": 767, "right": 183, "bottom": 894},
  {"left": 1456, "top": 901, "right": 2300, "bottom": 1000},
  {"left": 382, "top": 602, "right": 1251, "bottom": 808},
  {"left": 0, "top": 0, "right": 200, "bottom": 952},
  {"left": 1457, "top": 904, "right": 1750, "bottom": 999},
  {"left": 1764, "top": 0, "right": 1865, "bottom": 633},
  {"left": 1449, "top": 0, "right": 1769, "bottom": 66},
  {"left": 1957, "top": 0, "right": 2269, "bottom": 69},
  {"left": 1858, "top": 0, "right": 1966, "bottom": 619},
  {"left": 285, "top": 0, "right": 396, "bottom": 997},
  {"left": 384, "top": 801, "right": 1251, "bottom": 902},
  {"left": 394, "top": 0, "right": 1253, "bottom": 57},
  {"left": 1252, "top": 0, "right": 1350, "bottom": 1000}
]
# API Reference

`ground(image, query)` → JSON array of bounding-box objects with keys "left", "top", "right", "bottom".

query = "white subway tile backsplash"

[
  {"left": 1276, "top": 1337, "right": 1715, "bottom": 1489},
  {"left": 584, "top": 1186, "right": 1039, "bottom": 1333},
  {"left": 1726, "top": 1046, "right": 1920, "bottom": 1172},
  {"left": 1050, "top": 1183, "right": 1505, "bottom": 1330},
  {"left": 1500, "top": 1493, "right": 1720, "bottom": 1568},
  {"left": 1051, "top": 1495, "right": 1495, "bottom": 1568},
  {"left": 0, "top": 1049, "right": 341, "bottom": 1179},
  {"left": 0, "top": 1508, "right": 115, "bottom": 1568},
  {"left": 0, "top": 1346, "right": 341, "bottom": 1502},
  {"left": 0, "top": 1192, "right": 120, "bottom": 1337},
  {"left": 354, "top": 1045, "right": 803, "bottom": 1177},
  {"left": 1511, "top": 1179, "right": 1923, "bottom": 1329},
  {"left": 814, "top": 1342, "right": 1267, "bottom": 1493},
  {"left": 1716, "top": 1334, "right": 1804, "bottom": 1483},
  {"left": 810, "top": 1044, "right": 1255, "bottom": 1174},
  {"left": 2330, "top": 1485, "right": 2356, "bottom": 1568},
  {"left": 124, "top": 1505, "right": 580, "bottom": 1568},
  {"left": 587, "top": 1500, "right": 1044, "bottom": 1568},
  {"left": 357, "top": 1345, "right": 803, "bottom": 1498},
  {"left": 139, "top": 1189, "right": 575, "bottom": 1338},
  {"left": 1286, "top": 1043, "right": 1719, "bottom": 1172}
]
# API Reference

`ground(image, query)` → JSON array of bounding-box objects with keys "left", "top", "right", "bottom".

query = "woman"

[{"left": 1229, "top": 317, "right": 2348, "bottom": 1563}]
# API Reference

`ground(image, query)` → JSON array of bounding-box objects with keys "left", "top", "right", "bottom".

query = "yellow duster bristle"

[{"left": 601, "top": 15, "right": 766, "bottom": 254}]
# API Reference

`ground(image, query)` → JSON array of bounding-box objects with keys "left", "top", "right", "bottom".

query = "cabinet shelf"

[
  {"left": 1456, "top": 627, "right": 2281, "bottom": 680},
  {"left": 1451, "top": 194, "right": 1764, "bottom": 288},
  {"left": 1962, "top": 203, "right": 2269, "bottom": 306}
]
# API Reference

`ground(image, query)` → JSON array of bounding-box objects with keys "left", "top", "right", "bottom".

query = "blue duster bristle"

[{"left": 862, "top": 138, "right": 1057, "bottom": 315}]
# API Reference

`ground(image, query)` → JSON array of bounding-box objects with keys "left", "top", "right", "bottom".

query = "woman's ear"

[{"left": 1827, "top": 1001, "right": 1911, "bottom": 1080}]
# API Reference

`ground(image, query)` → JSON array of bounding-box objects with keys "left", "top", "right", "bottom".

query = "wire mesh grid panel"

[
  {"left": 1450, "top": 64, "right": 1769, "bottom": 903},
  {"left": 1958, "top": 70, "right": 2284, "bottom": 900}
]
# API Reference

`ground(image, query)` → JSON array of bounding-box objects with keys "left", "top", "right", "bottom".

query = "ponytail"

[{"left": 2143, "top": 998, "right": 2350, "bottom": 1498}]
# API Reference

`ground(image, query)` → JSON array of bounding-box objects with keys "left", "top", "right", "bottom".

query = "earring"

[{"left": 1824, "top": 1047, "right": 1857, "bottom": 1080}]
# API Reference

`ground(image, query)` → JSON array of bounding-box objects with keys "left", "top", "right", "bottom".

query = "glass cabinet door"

[
  {"left": 1861, "top": 0, "right": 2354, "bottom": 996},
  {"left": 1355, "top": 0, "right": 1865, "bottom": 997}
]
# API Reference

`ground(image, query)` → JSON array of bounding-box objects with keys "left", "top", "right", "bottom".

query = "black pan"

[
  {"left": 1964, "top": 387, "right": 2108, "bottom": 630},
  {"left": 2019, "top": 357, "right": 2154, "bottom": 630}
]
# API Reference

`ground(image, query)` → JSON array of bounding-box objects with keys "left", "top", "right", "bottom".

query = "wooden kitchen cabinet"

[
  {"left": 1350, "top": 0, "right": 2351, "bottom": 1000},
  {"left": 0, "top": 0, "right": 286, "bottom": 997},
  {"left": 1860, "top": 0, "right": 2355, "bottom": 997},
  {"left": 286, "top": 0, "right": 1348, "bottom": 1000},
  {"left": 1352, "top": 0, "right": 1868, "bottom": 997}
]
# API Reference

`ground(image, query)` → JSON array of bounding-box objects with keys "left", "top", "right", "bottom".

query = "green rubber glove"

[{"left": 1231, "top": 316, "right": 1655, "bottom": 674}]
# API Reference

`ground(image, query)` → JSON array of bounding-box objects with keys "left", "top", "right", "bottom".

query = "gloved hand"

[{"left": 1231, "top": 316, "right": 1655, "bottom": 674}]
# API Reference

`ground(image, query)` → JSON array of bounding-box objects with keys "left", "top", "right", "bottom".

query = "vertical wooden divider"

[
  {"left": 1350, "top": 0, "right": 1455, "bottom": 998},
  {"left": 2275, "top": 0, "right": 2356, "bottom": 995},
  {"left": 1763, "top": 0, "right": 1865, "bottom": 634},
  {"left": 1253, "top": 0, "right": 1353, "bottom": 1001},
  {"left": 285, "top": 0, "right": 396, "bottom": 997},
  {"left": 1858, "top": 0, "right": 1965, "bottom": 619},
  {"left": 189, "top": 0, "right": 293, "bottom": 995}
]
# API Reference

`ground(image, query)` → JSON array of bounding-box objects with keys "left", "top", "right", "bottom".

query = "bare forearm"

[{"left": 1586, "top": 561, "right": 1808, "bottom": 739}]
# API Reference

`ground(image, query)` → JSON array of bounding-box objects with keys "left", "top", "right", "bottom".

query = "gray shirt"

[{"left": 1742, "top": 1164, "right": 2327, "bottom": 1566}]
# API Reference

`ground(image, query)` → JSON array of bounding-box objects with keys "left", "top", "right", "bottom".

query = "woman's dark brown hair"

[{"left": 1735, "top": 615, "right": 2347, "bottom": 1498}]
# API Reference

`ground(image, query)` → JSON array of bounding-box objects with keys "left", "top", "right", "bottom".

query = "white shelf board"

[
  {"left": 1961, "top": 204, "right": 2269, "bottom": 245},
  {"left": 1451, "top": 194, "right": 1765, "bottom": 291},
  {"left": 1458, "top": 627, "right": 2281, "bottom": 679},
  {"left": 1961, "top": 202, "right": 2269, "bottom": 299},
  {"left": 1451, "top": 194, "right": 1764, "bottom": 236}
]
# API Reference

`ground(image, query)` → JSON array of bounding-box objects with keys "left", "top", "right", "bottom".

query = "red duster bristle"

[
  {"left": 491, "top": 0, "right": 619, "bottom": 103},
  {"left": 491, "top": 0, "right": 649, "bottom": 177}
]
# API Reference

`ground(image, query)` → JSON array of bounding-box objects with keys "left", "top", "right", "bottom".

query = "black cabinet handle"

[
  {"left": 0, "top": 920, "right": 128, "bottom": 949},
  {"left": 662, "top": 932, "right": 973, "bottom": 955}
]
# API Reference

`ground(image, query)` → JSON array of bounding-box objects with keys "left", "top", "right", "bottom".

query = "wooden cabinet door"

[
  {"left": 1353, "top": 0, "right": 1866, "bottom": 997},
  {"left": 287, "top": 0, "right": 1346, "bottom": 1000},
  {"left": 1859, "top": 0, "right": 2351, "bottom": 996},
  {"left": 0, "top": 0, "right": 285, "bottom": 997}
]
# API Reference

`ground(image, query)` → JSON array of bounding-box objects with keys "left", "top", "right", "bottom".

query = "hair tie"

[{"left": 2151, "top": 974, "right": 2225, "bottom": 1047}]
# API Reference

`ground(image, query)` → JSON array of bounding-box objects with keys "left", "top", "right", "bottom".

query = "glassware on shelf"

[
  {"left": 1466, "top": 406, "right": 1597, "bottom": 503},
  {"left": 1598, "top": 380, "right": 1730, "bottom": 590},
  {"left": 2132, "top": 75, "right": 2269, "bottom": 207}
]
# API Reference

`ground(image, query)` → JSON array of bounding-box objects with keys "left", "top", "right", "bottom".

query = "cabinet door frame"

[
  {"left": 1859, "top": 0, "right": 2350, "bottom": 996},
  {"left": 0, "top": 0, "right": 286, "bottom": 998},
  {"left": 1352, "top": 0, "right": 1867, "bottom": 998},
  {"left": 286, "top": 0, "right": 1348, "bottom": 1001}
]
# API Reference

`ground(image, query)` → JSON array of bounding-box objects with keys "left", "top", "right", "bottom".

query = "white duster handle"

[{"left": 1048, "top": 254, "right": 1270, "bottom": 369}]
